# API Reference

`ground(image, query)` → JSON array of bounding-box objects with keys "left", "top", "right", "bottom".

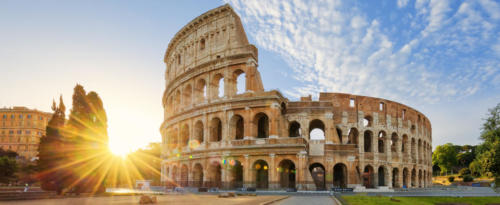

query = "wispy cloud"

[{"left": 226, "top": 0, "right": 500, "bottom": 106}]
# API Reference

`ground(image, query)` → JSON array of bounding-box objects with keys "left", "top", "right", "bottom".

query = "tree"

[
  {"left": 471, "top": 103, "right": 500, "bottom": 177},
  {"left": 432, "top": 143, "right": 458, "bottom": 175},
  {"left": 0, "top": 156, "right": 18, "bottom": 184},
  {"left": 38, "top": 96, "right": 67, "bottom": 193}
]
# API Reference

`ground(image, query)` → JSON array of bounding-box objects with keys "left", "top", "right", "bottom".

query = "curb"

[
  {"left": 331, "top": 195, "right": 343, "bottom": 205},
  {"left": 260, "top": 195, "right": 290, "bottom": 205}
]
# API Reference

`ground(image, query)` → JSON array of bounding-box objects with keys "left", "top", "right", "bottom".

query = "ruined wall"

[{"left": 160, "top": 4, "right": 433, "bottom": 191}]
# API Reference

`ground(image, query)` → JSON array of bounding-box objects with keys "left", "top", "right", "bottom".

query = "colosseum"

[{"left": 160, "top": 4, "right": 432, "bottom": 191}]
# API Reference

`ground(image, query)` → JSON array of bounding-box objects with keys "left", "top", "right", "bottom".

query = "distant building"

[{"left": 0, "top": 106, "right": 52, "bottom": 161}]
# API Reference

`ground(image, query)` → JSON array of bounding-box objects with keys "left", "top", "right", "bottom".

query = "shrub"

[
  {"left": 448, "top": 176, "right": 455, "bottom": 182},
  {"left": 463, "top": 175, "right": 474, "bottom": 182},
  {"left": 459, "top": 168, "right": 471, "bottom": 178}
]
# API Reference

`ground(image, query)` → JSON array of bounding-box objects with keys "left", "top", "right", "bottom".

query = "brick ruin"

[{"left": 160, "top": 4, "right": 432, "bottom": 191}]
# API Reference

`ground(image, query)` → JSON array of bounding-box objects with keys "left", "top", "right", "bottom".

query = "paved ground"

[
  {"left": 274, "top": 196, "right": 337, "bottom": 205},
  {"left": 0, "top": 195, "right": 287, "bottom": 205}
]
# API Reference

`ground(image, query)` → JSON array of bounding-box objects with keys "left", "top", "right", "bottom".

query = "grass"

[{"left": 343, "top": 196, "right": 500, "bottom": 205}]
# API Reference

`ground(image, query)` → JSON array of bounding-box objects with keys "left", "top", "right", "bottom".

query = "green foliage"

[
  {"left": 470, "top": 103, "right": 500, "bottom": 177},
  {"left": 343, "top": 196, "right": 500, "bottom": 205},
  {"left": 448, "top": 176, "right": 455, "bottom": 182},
  {"left": 433, "top": 143, "right": 458, "bottom": 174},
  {"left": 462, "top": 175, "right": 474, "bottom": 182},
  {"left": 469, "top": 160, "right": 481, "bottom": 177},
  {"left": 458, "top": 168, "right": 471, "bottom": 178},
  {"left": 0, "top": 155, "right": 18, "bottom": 183}
]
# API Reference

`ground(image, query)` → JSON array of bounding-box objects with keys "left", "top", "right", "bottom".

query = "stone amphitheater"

[{"left": 160, "top": 4, "right": 432, "bottom": 191}]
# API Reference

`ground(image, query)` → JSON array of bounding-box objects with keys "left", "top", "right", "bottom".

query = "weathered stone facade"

[{"left": 160, "top": 4, "right": 432, "bottom": 190}]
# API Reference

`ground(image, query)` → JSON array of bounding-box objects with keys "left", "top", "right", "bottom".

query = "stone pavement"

[
  {"left": 274, "top": 196, "right": 337, "bottom": 205},
  {"left": 0, "top": 194, "right": 287, "bottom": 205}
]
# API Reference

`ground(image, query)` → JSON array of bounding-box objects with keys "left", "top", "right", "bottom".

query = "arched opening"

[
  {"left": 364, "top": 130, "right": 373, "bottom": 152},
  {"left": 280, "top": 102, "right": 287, "bottom": 115},
  {"left": 418, "top": 139, "right": 422, "bottom": 160},
  {"left": 391, "top": 133, "right": 398, "bottom": 153},
  {"left": 230, "top": 115, "right": 244, "bottom": 140},
  {"left": 212, "top": 73, "right": 224, "bottom": 98},
  {"left": 411, "top": 138, "right": 416, "bottom": 159},
  {"left": 278, "top": 160, "right": 296, "bottom": 189},
  {"left": 402, "top": 134, "right": 408, "bottom": 154},
  {"left": 208, "top": 162, "right": 222, "bottom": 188},
  {"left": 363, "top": 165, "right": 375, "bottom": 188},
  {"left": 378, "top": 131, "right": 386, "bottom": 153},
  {"left": 172, "top": 165, "right": 178, "bottom": 186},
  {"left": 418, "top": 169, "right": 423, "bottom": 188},
  {"left": 210, "top": 117, "right": 222, "bottom": 142},
  {"left": 199, "top": 38, "right": 205, "bottom": 50},
  {"left": 378, "top": 166, "right": 386, "bottom": 186},
  {"left": 180, "top": 164, "right": 188, "bottom": 187},
  {"left": 347, "top": 128, "right": 359, "bottom": 144},
  {"left": 181, "top": 124, "right": 189, "bottom": 147},
  {"left": 411, "top": 125, "right": 416, "bottom": 134},
  {"left": 234, "top": 70, "right": 246, "bottom": 94},
  {"left": 253, "top": 160, "right": 269, "bottom": 189},
  {"left": 194, "top": 121, "right": 204, "bottom": 144},
  {"left": 333, "top": 163, "right": 348, "bottom": 188},
  {"left": 171, "top": 128, "right": 179, "bottom": 149},
  {"left": 392, "top": 168, "right": 400, "bottom": 188},
  {"left": 309, "top": 163, "right": 326, "bottom": 190},
  {"left": 175, "top": 90, "right": 181, "bottom": 111},
  {"left": 411, "top": 168, "right": 416, "bottom": 187},
  {"left": 195, "top": 79, "right": 207, "bottom": 103},
  {"left": 165, "top": 167, "right": 171, "bottom": 187},
  {"left": 363, "top": 116, "right": 373, "bottom": 127},
  {"left": 289, "top": 121, "right": 301, "bottom": 137},
  {"left": 423, "top": 170, "right": 427, "bottom": 187},
  {"left": 228, "top": 160, "right": 243, "bottom": 189},
  {"left": 403, "top": 168, "right": 409, "bottom": 188},
  {"left": 254, "top": 113, "right": 269, "bottom": 138},
  {"left": 193, "top": 163, "right": 203, "bottom": 188},
  {"left": 309, "top": 119, "right": 325, "bottom": 140},
  {"left": 183, "top": 84, "right": 192, "bottom": 106},
  {"left": 336, "top": 127, "right": 342, "bottom": 143}
]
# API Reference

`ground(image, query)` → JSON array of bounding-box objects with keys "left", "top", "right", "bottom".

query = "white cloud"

[{"left": 397, "top": 0, "right": 410, "bottom": 8}]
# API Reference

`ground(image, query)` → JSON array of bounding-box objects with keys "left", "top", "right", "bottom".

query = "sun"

[{"left": 109, "top": 141, "right": 132, "bottom": 158}]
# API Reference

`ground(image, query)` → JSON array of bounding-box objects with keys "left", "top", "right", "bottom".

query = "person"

[{"left": 24, "top": 184, "right": 29, "bottom": 192}]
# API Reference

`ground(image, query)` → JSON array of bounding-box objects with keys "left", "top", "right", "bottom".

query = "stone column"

[
  {"left": 297, "top": 151, "right": 307, "bottom": 190},
  {"left": 269, "top": 153, "right": 277, "bottom": 189},
  {"left": 243, "top": 155, "right": 251, "bottom": 188}
]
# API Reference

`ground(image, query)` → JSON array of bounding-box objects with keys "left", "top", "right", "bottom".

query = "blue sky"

[{"left": 1, "top": 0, "right": 499, "bottom": 152}]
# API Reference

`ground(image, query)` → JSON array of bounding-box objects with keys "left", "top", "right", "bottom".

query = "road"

[{"left": 274, "top": 196, "right": 337, "bottom": 205}]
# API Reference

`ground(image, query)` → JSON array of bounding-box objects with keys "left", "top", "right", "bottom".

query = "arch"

[
  {"left": 229, "top": 114, "right": 244, "bottom": 140},
  {"left": 333, "top": 163, "right": 348, "bottom": 188},
  {"left": 363, "top": 116, "right": 373, "bottom": 127},
  {"left": 172, "top": 165, "right": 178, "bottom": 186},
  {"left": 309, "top": 163, "right": 326, "bottom": 190},
  {"left": 199, "top": 38, "right": 205, "bottom": 50},
  {"left": 213, "top": 73, "right": 224, "bottom": 98},
  {"left": 423, "top": 170, "right": 427, "bottom": 187},
  {"left": 418, "top": 139, "right": 422, "bottom": 161},
  {"left": 228, "top": 159, "right": 243, "bottom": 189},
  {"left": 392, "top": 168, "right": 400, "bottom": 188},
  {"left": 378, "top": 166, "right": 386, "bottom": 186},
  {"left": 278, "top": 159, "right": 296, "bottom": 189},
  {"left": 378, "top": 131, "right": 386, "bottom": 153},
  {"left": 391, "top": 133, "right": 398, "bottom": 152},
  {"left": 253, "top": 160, "right": 269, "bottom": 189},
  {"left": 171, "top": 128, "right": 179, "bottom": 149},
  {"left": 403, "top": 168, "right": 409, "bottom": 188},
  {"left": 411, "top": 138, "right": 416, "bottom": 159},
  {"left": 181, "top": 124, "right": 189, "bottom": 147},
  {"left": 183, "top": 84, "right": 192, "bottom": 106},
  {"left": 363, "top": 165, "right": 375, "bottom": 188},
  {"left": 194, "top": 120, "right": 204, "bottom": 144},
  {"left": 175, "top": 90, "right": 181, "bottom": 111},
  {"left": 254, "top": 113, "right": 269, "bottom": 138},
  {"left": 347, "top": 128, "right": 359, "bottom": 144},
  {"left": 309, "top": 119, "right": 325, "bottom": 140},
  {"left": 402, "top": 134, "right": 408, "bottom": 153},
  {"left": 289, "top": 121, "right": 301, "bottom": 137},
  {"left": 180, "top": 164, "right": 188, "bottom": 187},
  {"left": 234, "top": 69, "right": 246, "bottom": 94},
  {"left": 336, "top": 127, "right": 343, "bottom": 143},
  {"left": 364, "top": 130, "right": 373, "bottom": 152},
  {"left": 195, "top": 78, "right": 207, "bottom": 103},
  {"left": 418, "top": 169, "right": 423, "bottom": 188},
  {"left": 411, "top": 168, "right": 416, "bottom": 187},
  {"left": 209, "top": 117, "right": 222, "bottom": 142},
  {"left": 208, "top": 162, "right": 222, "bottom": 188},
  {"left": 192, "top": 163, "right": 203, "bottom": 188}
]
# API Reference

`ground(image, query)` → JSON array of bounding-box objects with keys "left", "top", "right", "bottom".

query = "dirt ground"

[{"left": 0, "top": 194, "right": 287, "bottom": 205}]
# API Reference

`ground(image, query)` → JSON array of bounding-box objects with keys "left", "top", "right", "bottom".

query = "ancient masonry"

[{"left": 160, "top": 4, "right": 432, "bottom": 191}]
